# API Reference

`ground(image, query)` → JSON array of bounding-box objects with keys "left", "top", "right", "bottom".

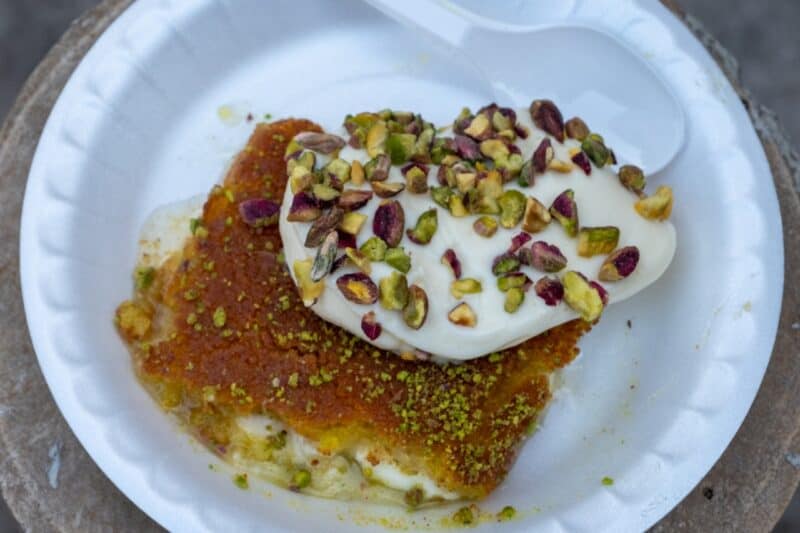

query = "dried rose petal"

[
  {"left": 361, "top": 311, "right": 382, "bottom": 340},
  {"left": 238, "top": 198, "right": 280, "bottom": 227},
  {"left": 572, "top": 151, "right": 592, "bottom": 175},
  {"left": 441, "top": 249, "right": 462, "bottom": 279},
  {"left": 508, "top": 232, "right": 532, "bottom": 253},
  {"left": 532, "top": 138, "right": 554, "bottom": 173},
  {"left": 529, "top": 241, "right": 567, "bottom": 272},
  {"left": 599, "top": 246, "right": 640, "bottom": 281},
  {"left": 454, "top": 134, "right": 481, "bottom": 161},
  {"left": 336, "top": 272, "right": 379, "bottom": 304},
  {"left": 373, "top": 200, "right": 405, "bottom": 247},
  {"left": 534, "top": 276, "right": 564, "bottom": 306},
  {"left": 287, "top": 192, "right": 321, "bottom": 222},
  {"left": 530, "top": 99, "right": 565, "bottom": 142}
]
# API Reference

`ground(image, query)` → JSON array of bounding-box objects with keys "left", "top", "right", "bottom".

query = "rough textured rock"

[{"left": 0, "top": 1, "right": 796, "bottom": 531}]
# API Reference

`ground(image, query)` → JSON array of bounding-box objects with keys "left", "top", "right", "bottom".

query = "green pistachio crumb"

[
  {"left": 288, "top": 372, "right": 299, "bottom": 388},
  {"left": 602, "top": 476, "right": 614, "bottom": 486},
  {"left": 453, "top": 506, "right": 474, "bottom": 525},
  {"left": 497, "top": 506, "right": 516, "bottom": 521},
  {"left": 213, "top": 306, "right": 227, "bottom": 328},
  {"left": 224, "top": 188, "right": 235, "bottom": 203},
  {"left": 134, "top": 266, "right": 155, "bottom": 291},
  {"left": 290, "top": 469, "right": 312, "bottom": 491},
  {"left": 233, "top": 473, "right": 249, "bottom": 489}
]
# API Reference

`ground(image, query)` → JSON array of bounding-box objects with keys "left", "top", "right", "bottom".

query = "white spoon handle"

[{"left": 362, "top": 0, "right": 473, "bottom": 50}]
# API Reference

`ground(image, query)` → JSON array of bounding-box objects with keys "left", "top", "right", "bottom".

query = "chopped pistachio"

[
  {"left": 337, "top": 189, "right": 373, "bottom": 212},
  {"left": 565, "top": 117, "right": 590, "bottom": 140},
  {"left": 448, "top": 194, "right": 469, "bottom": 217},
  {"left": 373, "top": 200, "right": 405, "bottom": 247},
  {"left": 364, "top": 153, "right": 391, "bottom": 182},
  {"left": 310, "top": 230, "right": 338, "bottom": 281},
  {"left": 403, "top": 164, "right": 429, "bottom": 194},
  {"left": 598, "top": 246, "right": 640, "bottom": 281},
  {"left": 406, "top": 208, "right": 438, "bottom": 244},
  {"left": 379, "top": 271, "right": 409, "bottom": 310},
  {"left": 455, "top": 171, "right": 477, "bottom": 193},
  {"left": 304, "top": 206, "right": 344, "bottom": 247},
  {"left": 338, "top": 212, "right": 368, "bottom": 235},
  {"left": 293, "top": 259, "right": 324, "bottom": 306},
  {"left": 473, "top": 216, "right": 498, "bottom": 237},
  {"left": 634, "top": 185, "right": 673, "bottom": 221},
  {"left": 549, "top": 189, "right": 579, "bottom": 237},
  {"left": 504, "top": 288, "right": 525, "bottom": 313},
  {"left": 577, "top": 226, "right": 620, "bottom": 257},
  {"left": 479, "top": 138, "right": 510, "bottom": 160},
  {"left": 581, "top": 133, "right": 611, "bottom": 167},
  {"left": 464, "top": 113, "right": 492, "bottom": 140},
  {"left": 324, "top": 158, "right": 351, "bottom": 183},
  {"left": 385, "top": 132, "right": 416, "bottom": 164},
  {"left": 361, "top": 311, "right": 382, "bottom": 340},
  {"left": 450, "top": 278, "right": 482, "bottom": 298},
  {"left": 498, "top": 190, "right": 526, "bottom": 228},
  {"left": 521, "top": 196, "right": 551, "bottom": 233},
  {"left": 359, "top": 236, "right": 388, "bottom": 261},
  {"left": 371, "top": 181, "right": 405, "bottom": 198},
  {"left": 497, "top": 272, "right": 531, "bottom": 292},
  {"left": 366, "top": 121, "right": 388, "bottom": 157},
  {"left": 448, "top": 302, "right": 477, "bottom": 327},
  {"left": 403, "top": 285, "right": 429, "bottom": 329},
  {"left": 492, "top": 253, "right": 521, "bottom": 275},
  {"left": 563, "top": 271, "right": 604, "bottom": 321},
  {"left": 294, "top": 132, "right": 346, "bottom": 154},
  {"left": 618, "top": 164, "right": 646, "bottom": 195},
  {"left": 336, "top": 272, "right": 379, "bottom": 304},
  {"left": 384, "top": 247, "right": 411, "bottom": 273},
  {"left": 441, "top": 248, "right": 462, "bottom": 279},
  {"left": 350, "top": 160, "right": 365, "bottom": 185},
  {"left": 344, "top": 247, "right": 372, "bottom": 274},
  {"left": 430, "top": 186, "right": 455, "bottom": 209}
]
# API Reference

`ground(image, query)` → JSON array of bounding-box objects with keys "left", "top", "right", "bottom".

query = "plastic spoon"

[{"left": 363, "top": 0, "right": 685, "bottom": 175}]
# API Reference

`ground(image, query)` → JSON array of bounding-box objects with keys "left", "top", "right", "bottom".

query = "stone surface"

[{"left": 0, "top": 1, "right": 797, "bottom": 532}]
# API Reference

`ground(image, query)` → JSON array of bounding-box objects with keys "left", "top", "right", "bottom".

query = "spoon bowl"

[{"left": 364, "top": 0, "right": 686, "bottom": 175}]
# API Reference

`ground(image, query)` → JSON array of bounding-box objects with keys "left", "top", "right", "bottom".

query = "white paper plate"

[{"left": 19, "top": 1, "right": 783, "bottom": 531}]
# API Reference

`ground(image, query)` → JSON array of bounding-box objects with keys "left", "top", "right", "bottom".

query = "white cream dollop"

[{"left": 280, "top": 110, "right": 676, "bottom": 361}]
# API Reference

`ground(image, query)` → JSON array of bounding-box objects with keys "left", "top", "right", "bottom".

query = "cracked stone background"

[{"left": 0, "top": 0, "right": 797, "bottom": 531}]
